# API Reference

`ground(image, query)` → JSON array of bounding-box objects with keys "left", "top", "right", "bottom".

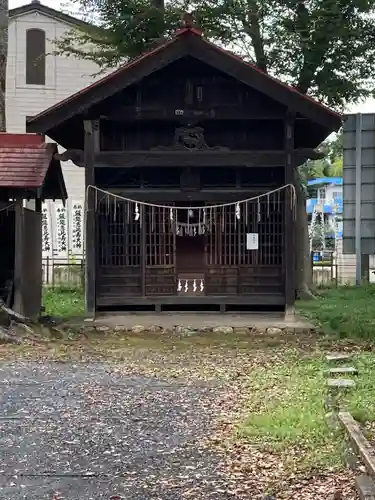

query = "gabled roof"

[
  {"left": 27, "top": 26, "right": 342, "bottom": 135},
  {"left": 0, "top": 134, "right": 67, "bottom": 200},
  {"left": 9, "top": 1, "right": 91, "bottom": 30}
]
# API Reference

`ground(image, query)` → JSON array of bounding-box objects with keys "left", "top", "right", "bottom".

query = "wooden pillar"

[
  {"left": 35, "top": 196, "right": 43, "bottom": 317},
  {"left": 140, "top": 204, "right": 146, "bottom": 297},
  {"left": 84, "top": 119, "right": 99, "bottom": 316},
  {"left": 13, "top": 199, "right": 24, "bottom": 315},
  {"left": 284, "top": 112, "right": 296, "bottom": 318}
]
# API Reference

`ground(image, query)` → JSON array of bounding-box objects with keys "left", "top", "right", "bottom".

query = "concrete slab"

[{"left": 91, "top": 312, "right": 314, "bottom": 330}]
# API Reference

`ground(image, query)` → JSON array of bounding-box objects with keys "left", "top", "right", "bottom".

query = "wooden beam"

[
  {"left": 101, "top": 105, "right": 286, "bottom": 122},
  {"left": 339, "top": 412, "right": 375, "bottom": 478},
  {"left": 355, "top": 476, "right": 375, "bottom": 500},
  {"left": 95, "top": 294, "right": 286, "bottom": 308},
  {"left": 97, "top": 188, "right": 279, "bottom": 203},
  {"left": 284, "top": 111, "right": 296, "bottom": 317},
  {"left": 84, "top": 119, "right": 99, "bottom": 315},
  {"left": 54, "top": 149, "right": 320, "bottom": 169}
]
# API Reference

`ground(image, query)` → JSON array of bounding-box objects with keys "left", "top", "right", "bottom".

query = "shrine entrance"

[
  {"left": 175, "top": 203, "right": 206, "bottom": 297},
  {"left": 94, "top": 185, "right": 291, "bottom": 311}
]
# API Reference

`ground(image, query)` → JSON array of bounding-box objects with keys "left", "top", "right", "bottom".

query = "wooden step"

[
  {"left": 327, "top": 378, "right": 356, "bottom": 389},
  {"left": 355, "top": 475, "right": 375, "bottom": 499},
  {"left": 326, "top": 353, "right": 352, "bottom": 363},
  {"left": 327, "top": 367, "right": 358, "bottom": 376},
  {"left": 339, "top": 412, "right": 375, "bottom": 477}
]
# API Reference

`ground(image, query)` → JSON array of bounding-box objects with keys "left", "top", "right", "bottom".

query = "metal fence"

[
  {"left": 42, "top": 256, "right": 84, "bottom": 288},
  {"left": 312, "top": 250, "right": 375, "bottom": 287}
]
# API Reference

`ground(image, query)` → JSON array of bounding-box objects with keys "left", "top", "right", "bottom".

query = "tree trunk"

[
  {"left": 295, "top": 176, "right": 315, "bottom": 299},
  {"left": 0, "top": 0, "right": 8, "bottom": 132}
]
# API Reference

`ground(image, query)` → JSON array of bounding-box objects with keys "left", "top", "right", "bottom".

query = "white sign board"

[
  {"left": 54, "top": 201, "right": 69, "bottom": 257},
  {"left": 70, "top": 200, "right": 84, "bottom": 254},
  {"left": 246, "top": 233, "right": 259, "bottom": 250},
  {"left": 41, "top": 204, "right": 53, "bottom": 257}
]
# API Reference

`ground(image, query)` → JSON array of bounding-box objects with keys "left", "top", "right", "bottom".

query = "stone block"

[
  {"left": 327, "top": 378, "right": 356, "bottom": 389},
  {"left": 249, "top": 326, "right": 266, "bottom": 334},
  {"left": 266, "top": 327, "right": 283, "bottom": 335},
  {"left": 148, "top": 325, "right": 163, "bottom": 333},
  {"left": 174, "top": 325, "right": 196, "bottom": 336},
  {"left": 114, "top": 325, "right": 126, "bottom": 332},
  {"left": 233, "top": 327, "right": 250, "bottom": 334},
  {"left": 326, "top": 353, "right": 352, "bottom": 363},
  {"left": 328, "top": 367, "right": 358, "bottom": 376},
  {"left": 212, "top": 326, "right": 234, "bottom": 334},
  {"left": 96, "top": 325, "right": 110, "bottom": 332},
  {"left": 131, "top": 325, "right": 146, "bottom": 334}
]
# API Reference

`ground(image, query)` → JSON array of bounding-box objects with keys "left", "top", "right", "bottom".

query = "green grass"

[
  {"left": 239, "top": 349, "right": 375, "bottom": 472},
  {"left": 38, "top": 284, "right": 375, "bottom": 474},
  {"left": 42, "top": 286, "right": 85, "bottom": 318},
  {"left": 297, "top": 285, "right": 375, "bottom": 340}
]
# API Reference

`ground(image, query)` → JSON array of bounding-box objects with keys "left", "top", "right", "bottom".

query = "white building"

[
  {"left": 7, "top": 0, "right": 103, "bottom": 258},
  {"left": 314, "top": 183, "right": 342, "bottom": 207}
]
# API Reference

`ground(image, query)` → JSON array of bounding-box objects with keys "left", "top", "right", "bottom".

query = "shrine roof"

[
  {"left": 26, "top": 24, "right": 342, "bottom": 139},
  {"left": 0, "top": 134, "right": 67, "bottom": 200}
]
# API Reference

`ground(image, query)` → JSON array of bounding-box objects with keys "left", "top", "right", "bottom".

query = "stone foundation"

[{"left": 69, "top": 323, "right": 318, "bottom": 336}]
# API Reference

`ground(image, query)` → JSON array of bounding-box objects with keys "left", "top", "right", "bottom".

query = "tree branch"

[
  {"left": 242, "top": 0, "right": 267, "bottom": 72},
  {"left": 295, "top": 0, "right": 332, "bottom": 94}
]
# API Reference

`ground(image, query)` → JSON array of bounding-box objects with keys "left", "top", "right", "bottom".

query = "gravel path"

[{"left": 0, "top": 361, "right": 232, "bottom": 500}]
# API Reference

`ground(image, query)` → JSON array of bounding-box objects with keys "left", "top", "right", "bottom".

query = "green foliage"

[
  {"left": 43, "top": 286, "right": 84, "bottom": 318},
  {"left": 54, "top": 0, "right": 182, "bottom": 70},
  {"left": 303, "top": 130, "right": 343, "bottom": 181},
  {"left": 329, "top": 156, "right": 343, "bottom": 177},
  {"left": 59, "top": 0, "right": 375, "bottom": 108},
  {"left": 298, "top": 285, "right": 375, "bottom": 340},
  {"left": 239, "top": 350, "right": 375, "bottom": 471}
]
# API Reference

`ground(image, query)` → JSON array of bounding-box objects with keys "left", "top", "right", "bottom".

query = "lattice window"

[
  {"left": 145, "top": 205, "right": 175, "bottom": 267},
  {"left": 97, "top": 200, "right": 140, "bottom": 267},
  {"left": 206, "top": 190, "right": 285, "bottom": 267}
]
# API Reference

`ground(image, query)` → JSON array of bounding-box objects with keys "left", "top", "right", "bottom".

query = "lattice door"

[
  {"left": 144, "top": 204, "right": 176, "bottom": 296},
  {"left": 205, "top": 191, "right": 285, "bottom": 296},
  {"left": 96, "top": 199, "right": 142, "bottom": 299}
]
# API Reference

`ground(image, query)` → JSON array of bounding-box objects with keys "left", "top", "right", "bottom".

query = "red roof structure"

[
  {"left": 27, "top": 25, "right": 342, "bottom": 145},
  {"left": 0, "top": 133, "right": 67, "bottom": 199}
]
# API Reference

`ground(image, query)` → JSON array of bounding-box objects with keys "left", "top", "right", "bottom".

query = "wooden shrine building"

[
  {"left": 27, "top": 21, "right": 342, "bottom": 315},
  {"left": 0, "top": 133, "right": 67, "bottom": 318}
]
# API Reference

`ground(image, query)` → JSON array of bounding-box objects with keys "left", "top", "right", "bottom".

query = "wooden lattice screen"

[
  {"left": 205, "top": 190, "right": 286, "bottom": 295},
  {"left": 97, "top": 199, "right": 142, "bottom": 300},
  {"left": 144, "top": 204, "right": 176, "bottom": 296}
]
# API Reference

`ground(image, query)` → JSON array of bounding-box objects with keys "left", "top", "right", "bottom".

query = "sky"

[
  {"left": 10, "top": 0, "right": 59, "bottom": 8},
  {"left": 9, "top": 0, "right": 375, "bottom": 114}
]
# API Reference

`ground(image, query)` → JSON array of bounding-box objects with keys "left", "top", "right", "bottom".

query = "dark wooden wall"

[
  {"left": 0, "top": 207, "right": 15, "bottom": 303},
  {"left": 22, "top": 209, "right": 42, "bottom": 318},
  {"left": 0, "top": 206, "right": 42, "bottom": 317},
  {"left": 12, "top": 204, "right": 42, "bottom": 318},
  {"left": 94, "top": 57, "right": 288, "bottom": 152},
  {"left": 95, "top": 166, "right": 285, "bottom": 190}
]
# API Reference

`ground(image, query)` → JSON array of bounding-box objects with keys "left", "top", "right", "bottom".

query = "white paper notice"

[{"left": 246, "top": 233, "right": 259, "bottom": 250}]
